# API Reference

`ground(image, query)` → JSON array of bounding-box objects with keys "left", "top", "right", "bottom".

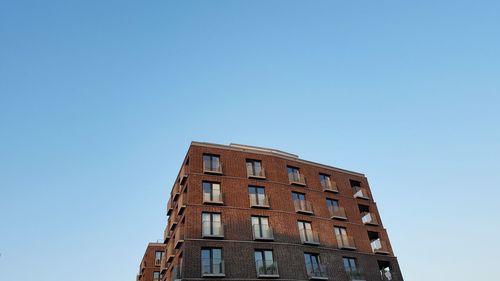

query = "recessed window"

[
  {"left": 247, "top": 159, "right": 265, "bottom": 178},
  {"left": 292, "top": 192, "right": 313, "bottom": 214},
  {"left": 335, "top": 227, "right": 356, "bottom": 250},
  {"left": 248, "top": 186, "right": 269, "bottom": 207},
  {"left": 252, "top": 216, "right": 273, "bottom": 240},
  {"left": 343, "top": 257, "right": 364, "bottom": 280},
  {"left": 154, "top": 251, "right": 163, "bottom": 266},
  {"left": 153, "top": 271, "right": 160, "bottom": 281},
  {"left": 203, "top": 154, "right": 222, "bottom": 174},
  {"left": 202, "top": 213, "right": 223, "bottom": 238},
  {"left": 202, "top": 181, "right": 223, "bottom": 204},
  {"left": 201, "top": 248, "right": 224, "bottom": 276},
  {"left": 304, "top": 253, "right": 327, "bottom": 279},
  {"left": 298, "top": 221, "right": 319, "bottom": 245},
  {"left": 254, "top": 250, "right": 278, "bottom": 277},
  {"left": 287, "top": 166, "right": 306, "bottom": 185}
]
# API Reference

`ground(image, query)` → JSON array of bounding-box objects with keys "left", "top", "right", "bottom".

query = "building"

[
  {"left": 156, "top": 142, "right": 403, "bottom": 281},
  {"left": 137, "top": 242, "right": 165, "bottom": 281}
]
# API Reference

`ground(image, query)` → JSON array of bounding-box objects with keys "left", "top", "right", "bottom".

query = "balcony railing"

[
  {"left": 172, "top": 183, "right": 180, "bottom": 200},
  {"left": 300, "top": 229, "right": 320, "bottom": 245},
  {"left": 203, "top": 192, "right": 224, "bottom": 204},
  {"left": 371, "top": 239, "right": 391, "bottom": 254},
  {"left": 203, "top": 161, "right": 223, "bottom": 174},
  {"left": 167, "top": 198, "right": 173, "bottom": 216},
  {"left": 353, "top": 187, "right": 370, "bottom": 199},
  {"left": 306, "top": 264, "right": 328, "bottom": 279},
  {"left": 361, "top": 212, "right": 378, "bottom": 225},
  {"left": 166, "top": 243, "right": 175, "bottom": 263},
  {"left": 174, "top": 227, "right": 184, "bottom": 249},
  {"left": 294, "top": 200, "right": 314, "bottom": 214},
  {"left": 346, "top": 269, "right": 366, "bottom": 281},
  {"left": 328, "top": 206, "right": 347, "bottom": 220},
  {"left": 288, "top": 173, "right": 306, "bottom": 186},
  {"left": 202, "top": 221, "right": 224, "bottom": 238},
  {"left": 321, "top": 179, "right": 338, "bottom": 192},
  {"left": 337, "top": 235, "right": 356, "bottom": 250},
  {"left": 380, "top": 269, "right": 393, "bottom": 281},
  {"left": 177, "top": 194, "right": 186, "bottom": 215},
  {"left": 169, "top": 217, "right": 178, "bottom": 231},
  {"left": 255, "top": 260, "right": 279, "bottom": 277},
  {"left": 252, "top": 224, "right": 274, "bottom": 240},
  {"left": 201, "top": 258, "right": 225, "bottom": 277},
  {"left": 249, "top": 195, "right": 270, "bottom": 208},
  {"left": 247, "top": 167, "right": 266, "bottom": 179},
  {"left": 179, "top": 165, "right": 189, "bottom": 184}
]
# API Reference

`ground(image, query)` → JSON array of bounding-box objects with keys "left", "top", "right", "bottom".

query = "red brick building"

[
  {"left": 142, "top": 142, "right": 403, "bottom": 281},
  {"left": 137, "top": 242, "right": 165, "bottom": 281}
]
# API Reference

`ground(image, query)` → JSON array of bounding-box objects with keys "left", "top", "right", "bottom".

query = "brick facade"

[{"left": 137, "top": 243, "right": 165, "bottom": 281}]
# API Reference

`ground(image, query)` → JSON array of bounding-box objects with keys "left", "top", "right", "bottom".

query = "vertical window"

[
  {"left": 287, "top": 166, "right": 300, "bottom": 181},
  {"left": 246, "top": 160, "right": 264, "bottom": 177},
  {"left": 319, "top": 174, "right": 331, "bottom": 187},
  {"left": 203, "top": 181, "right": 222, "bottom": 203},
  {"left": 335, "top": 227, "right": 348, "bottom": 241},
  {"left": 153, "top": 271, "right": 160, "bottom": 281},
  {"left": 292, "top": 192, "right": 312, "bottom": 213},
  {"left": 343, "top": 257, "right": 362, "bottom": 279},
  {"left": 203, "top": 154, "right": 221, "bottom": 173},
  {"left": 249, "top": 186, "right": 267, "bottom": 206},
  {"left": 154, "top": 251, "right": 163, "bottom": 266},
  {"left": 292, "top": 192, "right": 305, "bottom": 201},
  {"left": 252, "top": 216, "right": 272, "bottom": 239},
  {"left": 326, "top": 199, "right": 339, "bottom": 208},
  {"left": 304, "top": 253, "right": 325, "bottom": 277},
  {"left": 255, "top": 250, "right": 277, "bottom": 276},
  {"left": 298, "top": 221, "right": 317, "bottom": 244},
  {"left": 201, "top": 248, "right": 224, "bottom": 275},
  {"left": 202, "top": 213, "right": 223, "bottom": 237}
]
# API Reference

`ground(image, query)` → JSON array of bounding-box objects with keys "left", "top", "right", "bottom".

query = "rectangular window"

[
  {"left": 203, "top": 154, "right": 222, "bottom": 173},
  {"left": 292, "top": 192, "right": 305, "bottom": 201},
  {"left": 326, "top": 199, "right": 339, "bottom": 208},
  {"left": 287, "top": 166, "right": 305, "bottom": 185},
  {"left": 153, "top": 271, "right": 160, "bottom": 281},
  {"left": 246, "top": 160, "right": 265, "bottom": 178},
  {"left": 154, "top": 251, "right": 163, "bottom": 266},
  {"left": 327, "top": 199, "right": 346, "bottom": 220},
  {"left": 293, "top": 192, "right": 313, "bottom": 214},
  {"left": 319, "top": 174, "right": 331, "bottom": 187},
  {"left": 249, "top": 186, "right": 268, "bottom": 207},
  {"left": 202, "top": 213, "right": 223, "bottom": 237},
  {"left": 343, "top": 257, "right": 364, "bottom": 280},
  {"left": 201, "top": 248, "right": 224, "bottom": 276},
  {"left": 255, "top": 250, "right": 278, "bottom": 277},
  {"left": 304, "top": 253, "right": 325, "bottom": 278},
  {"left": 298, "top": 221, "right": 318, "bottom": 244},
  {"left": 203, "top": 181, "right": 223, "bottom": 203},
  {"left": 335, "top": 227, "right": 355, "bottom": 249},
  {"left": 252, "top": 216, "right": 273, "bottom": 240}
]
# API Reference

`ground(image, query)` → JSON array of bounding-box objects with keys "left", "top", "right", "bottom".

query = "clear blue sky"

[{"left": 1, "top": 1, "right": 499, "bottom": 280}]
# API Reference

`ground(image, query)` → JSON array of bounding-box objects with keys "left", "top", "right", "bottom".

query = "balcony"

[
  {"left": 346, "top": 270, "right": 366, "bottom": 281},
  {"left": 379, "top": 269, "right": 394, "bottom": 281},
  {"left": 174, "top": 227, "right": 184, "bottom": 249},
  {"left": 163, "top": 225, "right": 171, "bottom": 243},
  {"left": 328, "top": 206, "right": 347, "bottom": 220},
  {"left": 361, "top": 212, "right": 378, "bottom": 226},
  {"left": 371, "top": 239, "right": 391, "bottom": 255},
  {"left": 255, "top": 260, "right": 279, "bottom": 278},
  {"left": 306, "top": 264, "right": 328, "bottom": 280},
  {"left": 288, "top": 173, "right": 306, "bottom": 186},
  {"left": 167, "top": 198, "right": 173, "bottom": 216},
  {"left": 203, "top": 192, "right": 224, "bottom": 205},
  {"left": 201, "top": 258, "right": 225, "bottom": 277},
  {"left": 202, "top": 221, "right": 224, "bottom": 238},
  {"left": 249, "top": 195, "right": 270, "bottom": 208},
  {"left": 203, "top": 161, "right": 223, "bottom": 174},
  {"left": 172, "top": 183, "right": 180, "bottom": 201},
  {"left": 166, "top": 243, "right": 175, "bottom": 263},
  {"left": 179, "top": 165, "right": 189, "bottom": 184},
  {"left": 252, "top": 224, "right": 274, "bottom": 241},
  {"left": 247, "top": 167, "right": 266, "bottom": 179},
  {"left": 337, "top": 236, "right": 356, "bottom": 250},
  {"left": 169, "top": 217, "right": 178, "bottom": 231},
  {"left": 177, "top": 194, "right": 186, "bottom": 216},
  {"left": 294, "top": 200, "right": 314, "bottom": 214},
  {"left": 300, "top": 229, "right": 320, "bottom": 245},
  {"left": 353, "top": 187, "right": 370, "bottom": 200},
  {"left": 321, "top": 179, "right": 338, "bottom": 193},
  {"left": 160, "top": 254, "right": 169, "bottom": 273}
]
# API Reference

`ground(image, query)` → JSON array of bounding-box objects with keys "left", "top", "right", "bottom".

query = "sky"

[{"left": 0, "top": 0, "right": 499, "bottom": 280}]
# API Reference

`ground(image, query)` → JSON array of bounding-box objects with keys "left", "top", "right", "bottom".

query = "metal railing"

[
  {"left": 380, "top": 269, "right": 393, "bottom": 281},
  {"left": 201, "top": 258, "right": 225, "bottom": 276},
  {"left": 252, "top": 224, "right": 274, "bottom": 240},
  {"left": 346, "top": 269, "right": 366, "bottom": 281},
  {"left": 203, "top": 192, "right": 224, "bottom": 204},
  {"left": 306, "top": 263, "right": 328, "bottom": 279},
  {"left": 361, "top": 212, "right": 378, "bottom": 225},
  {"left": 337, "top": 235, "right": 356, "bottom": 250},
  {"left": 321, "top": 179, "right": 338, "bottom": 192},
  {"left": 249, "top": 195, "right": 270, "bottom": 208},
  {"left": 247, "top": 167, "right": 266, "bottom": 178},
  {"left": 353, "top": 187, "right": 370, "bottom": 199},
  {"left": 294, "top": 200, "right": 314, "bottom": 214},
  {"left": 255, "top": 260, "right": 279, "bottom": 277},
  {"left": 328, "top": 206, "right": 347, "bottom": 219},
  {"left": 300, "top": 229, "right": 320, "bottom": 245},
  {"left": 371, "top": 239, "right": 390, "bottom": 254},
  {"left": 203, "top": 161, "right": 223, "bottom": 174},
  {"left": 288, "top": 172, "right": 306, "bottom": 185},
  {"left": 202, "top": 221, "right": 224, "bottom": 238}
]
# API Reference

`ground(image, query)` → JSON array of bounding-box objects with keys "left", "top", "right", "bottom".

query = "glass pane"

[{"left": 264, "top": 251, "right": 273, "bottom": 261}]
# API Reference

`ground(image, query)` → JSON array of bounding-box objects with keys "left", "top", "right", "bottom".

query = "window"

[
  {"left": 326, "top": 199, "right": 339, "bottom": 208},
  {"left": 203, "top": 154, "right": 222, "bottom": 173},
  {"left": 155, "top": 251, "right": 164, "bottom": 266},
  {"left": 335, "top": 227, "right": 355, "bottom": 249},
  {"left": 249, "top": 186, "right": 269, "bottom": 207},
  {"left": 254, "top": 250, "right": 278, "bottom": 277},
  {"left": 327, "top": 199, "right": 346, "bottom": 220},
  {"left": 359, "top": 205, "right": 378, "bottom": 225},
  {"left": 304, "top": 253, "right": 326, "bottom": 278},
  {"left": 287, "top": 166, "right": 305, "bottom": 185},
  {"left": 292, "top": 192, "right": 313, "bottom": 214},
  {"left": 202, "top": 213, "right": 223, "bottom": 237},
  {"left": 378, "top": 261, "right": 393, "bottom": 281},
  {"left": 203, "top": 181, "right": 223, "bottom": 204},
  {"left": 153, "top": 271, "right": 160, "bottom": 281},
  {"left": 201, "top": 248, "right": 224, "bottom": 276},
  {"left": 343, "top": 257, "right": 363, "bottom": 280},
  {"left": 349, "top": 180, "right": 361, "bottom": 188},
  {"left": 252, "top": 216, "right": 273, "bottom": 240},
  {"left": 319, "top": 174, "right": 330, "bottom": 186},
  {"left": 247, "top": 160, "right": 265, "bottom": 178},
  {"left": 368, "top": 231, "right": 389, "bottom": 254},
  {"left": 298, "top": 221, "right": 319, "bottom": 244}
]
